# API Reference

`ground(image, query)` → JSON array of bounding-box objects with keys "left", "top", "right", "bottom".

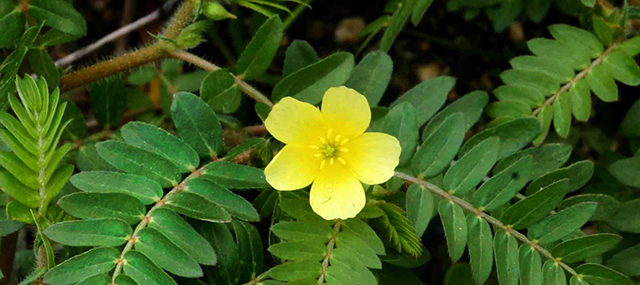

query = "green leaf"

[
  {"left": 269, "top": 241, "right": 326, "bottom": 261},
  {"left": 342, "top": 218, "right": 386, "bottom": 255},
  {"left": 405, "top": 184, "right": 434, "bottom": 237},
  {"left": 593, "top": 16, "right": 614, "bottom": 47},
  {"left": 485, "top": 101, "right": 531, "bottom": 118},
  {"left": 438, "top": 200, "right": 467, "bottom": 263},
  {"left": 171, "top": 92, "right": 224, "bottom": 158},
  {"left": 423, "top": 90, "right": 488, "bottom": 140},
  {"left": 501, "top": 179, "right": 567, "bottom": 229},
  {"left": 605, "top": 198, "right": 640, "bottom": 233},
  {"left": 165, "top": 191, "right": 231, "bottom": 223},
  {"left": 553, "top": 91, "right": 572, "bottom": 138},
  {"left": 528, "top": 202, "right": 597, "bottom": 244},
  {"left": 222, "top": 138, "right": 264, "bottom": 161},
  {"left": 272, "top": 52, "right": 355, "bottom": 104},
  {"left": 121, "top": 122, "right": 199, "bottom": 173},
  {"left": 510, "top": 55, "right": 574, "bottom": 83},
  {"left": 494, "top": 86, "right": 545, "bottom": 108},
  {"left": 459, "top": 117, "right": 540, "bottom": 159},
  {"left": 200, "top": 69, "right": 241, "bottom": 114},
  {"left": 58, "top": 192, "right": 145, "bottom": 225},
  {"left": 123, "top": 251, "right": 178, "bottom": 285},
  {"left": 345, "top": 51, "right": 393, "bottom": 106},
  {"left": 5, "top": 200, "right": 35, "bottom": 224},
  {"left": 411, "top": 113, "right": 465, "bottom": 178},
  {"left": 44, "top": 218, "right": 132, "bottom": 246},
  {"left": 392, "top": 76, "right": 455, "bottom": 125},
  {"left": 411, "top": 0, "right": 434, "bottom": 26},
  {"left": 71, "top": 171, "right": 163, "bottom": 205},
  {"left": 268, "top": 259, "right": 322, "bottom": 281},
  {"left": 380, "top": 0, "right": 415, "bottom": 52},
  {"left": 0, "top": 207, "right": 23, "bottom": 237},
  {"left": 444, "top": 263, "right": 475, "bottom": 285},
  {"left": 549, "top": 24, "right": 603, "bottom": 58},
  {"left": 76, "top": 141, "right": 119, "bottom": 172},
  {"left": 0, "top": 151, "right": 40, "bottom": 189},
  {"left": 74, "top": 273, "right": 112, "bottom": 285},
  {"left": 603, "top": 50, "right": 640, "bottom": 86},
  {"left": 619, "top": 36, "right": 640, "bottom": 56},
  {"left": 335, "top": 230, "right": 382, "bottom": 269},
  {"left": 558, "top": 194, "right": 619, "bottom": 221},
  {"left": 43, "top": 247, "right": 119, "bottom": 285},
  {"left": 605, "top": 244, "right": 640, "bottom": 277},
  {"left": 533, "top": 104, "right": 553, "bottom": 145},
  {"left": 466, "top": 214, "right": 493, "bottom": 285},
  {"left": 231, "top": 220, "right": 264, "bottom": 282},
  {"left": 526, "top": 160, "right": 594, "bottom": 195},
  {"left": 61, "top": 99, "right": 88, "bottom": 140},
  {"left": 585, "top": 65, "right": 618, "bottom": 102},
  {"left": 184, "top": 178, "right": 258, "bottom": 221},
  {"left": 500, "top": 69, "right": 559, "bottom": 95},
  {"left": 620, "top": 98, "right": 640, "bottom": 137},
  {"left": 128, "top": 66, "right": 157, "bottom": 86},
  {"left": 236, "top": 15, "right": 283, "bottom": 80},
  {"left": 568, "top": 79, "right": 591, "bottom": 121},
  {"left": 270, "top": 221, "right": 333, "bottom": 243},
  {"left": 444, "top": 137, "right": 500, "bottom": 196},
  {"left": 492, "top": 0, "right": 523, "bottom": 32},
  {"left": 528, "top": 38, "right": 590, "bottom": 70},
  {"left": 90, "top": 78, "right": 127, "bottom": 128},
  {"left": 519, "top": 244, "right": 542, "bottom": 285},
  {"left": 28, "top": 49, "right": 60, "bottom": 88},
  {"left": 202, "top": 161, "right": 268, "bottom": 189},
  {"left": 0, "top": 171, "right": 40, "bottom": 207},
  {"left": 279, "top": 197, "right": 327, "bottom": 223},
  {"left": 384, "top": 102, "right": 419, "bottom": 165},
  {"left": 608, "top": 157, "right": 640, "bottom": 187},
  {"left": 576, "top": 263, "right": 633, "bottom": 285},
  {"left": 148, "top": 208, "right": 217, "bottom": 265},
  {"left": 493, "top": 229, "right": 518, "bottom": 285},
  {"left": 28, "top": 0, "right": 87, "bottom": 36},
  {"left": 542, "top": 260, "right": 566, "bottom": 285},
  {"left": 473, "top": 155, "right": 532, "bottom": 211},
  {"left": 283, "top": 40, "right": 319, "bottom": 77},
  {"left": 96, "top": 141, "right": 182, "bottom": 188},
  {"left": 552, "top": 233, "right": 622, "bottom": 263},
  {"left": 329, "top": 247, "right": 377, "bottom": 285},
  {"left": 493, "top": 143, "right": 571, "bottom": 179},
  {"left": 0, "top": 4, "right": 25, "bottom": 48},
  {"left": 135, "top": 227, "right": 202, "bottom": 277}
]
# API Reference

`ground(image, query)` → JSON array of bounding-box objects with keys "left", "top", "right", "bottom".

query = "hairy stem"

[
  {"left": 393, "top": 171, "right": 579, "bottom": 278},
  {"left": 59, "top": 0, "right": 197, "bottom": 91},
  {"left": 111, "top": 166, "right": 207, "bottom": 282},
  {"left": 532, "top": 41, "right": 621, "bottom": 116},
  {"left": 170, "top": 50, "right": 274, "bottom": 107},
  {"left": 317, "top": 219, "right": 342, "bottom": 284}
]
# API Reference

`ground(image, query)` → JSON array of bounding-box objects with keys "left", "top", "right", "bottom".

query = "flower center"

[{"left": 310, "top": 128, "right": 349, "bottom": 169}]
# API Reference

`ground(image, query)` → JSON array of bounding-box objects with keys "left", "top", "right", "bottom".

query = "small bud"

[{"left": 203, "top": 2, "right": 237, "bottom": 21}]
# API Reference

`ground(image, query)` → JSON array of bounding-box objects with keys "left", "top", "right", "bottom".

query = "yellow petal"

[
  {"left": 265, "top": 144, "right": 322, "bottom": 191},
  {"left": 309, "top": 162, "right": 365, "bottom": 220},
  {"left": 321, "top": 87, "right": 371, "bottom": 140},
  {"left": 266, "top": 97, "right": 326, "bottom": 145},
  {"left": 341, "top": 132, "right": 401, "bottom": 185}
]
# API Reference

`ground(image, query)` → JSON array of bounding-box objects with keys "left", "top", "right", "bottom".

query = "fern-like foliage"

[
  {"left": 41, "top": 93, "right": 265, "bottom": 285},
  {"left": 487, "top": 24, "right": 640, "bottom": 144},
  {"left": 0, "top": 75, "right": 72, "bottom": 221}
]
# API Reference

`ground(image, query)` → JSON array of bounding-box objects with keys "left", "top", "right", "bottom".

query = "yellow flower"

[{"left": 264, "top": 86, "right": 401, "bottom": 220}]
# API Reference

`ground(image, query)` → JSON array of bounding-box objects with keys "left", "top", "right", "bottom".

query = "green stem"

[
  {"left": 317, "top": 219, "right": 342, "bottom": 284},
  {"left": 393, "top": 171, "right": 579, "bottom": 278},
  {"left": 111, "top": 166, "right": 207, "bottom": 283},
  {"left": 170, "top": 49, "right": 274, "bottom": 107},
  {"left": 532, "top": 41, "right": 621, "bottom": 116}
]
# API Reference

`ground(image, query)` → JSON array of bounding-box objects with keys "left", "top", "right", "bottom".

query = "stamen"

[
  {"left": 330, "top": 158, "right": 334, "bottom": 165},
  {"left": 320, "top": 159, "right": 326, "bottom": 169},
  {"left": 339, "top": 148, "right": 349, "bottom": 152},
  {"left": 314, "top": 153, "right": 322, "bottom": 157},
  {"left": 309, "top": 145, "right": 319, "bottom": 149},
  {"left": 338, "top": 157, "right": 346, "bottom": 165},
  {"left": 340, "top": 138, "right": 349, "bottom": 145},
  {"left": 327, "top": 128, "right": 333, "bottom": 139},
  {"left": 320, "top": 137, "right": 327, "bottom": 144},
  {"left": 334, "top": 135, "right": 341, "bottom": 143}
]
